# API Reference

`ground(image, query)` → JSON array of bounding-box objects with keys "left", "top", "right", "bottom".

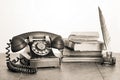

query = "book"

[
  {"left": 62, "top": 56, "right": 102, "bottom": 62},
  {"left": 68, "top": 32, "right": 99, "bottom": 41},
  {"left": 63, "top": 48, "right": 102, "bottom": 57},
  {"left": 70, "top": 32, "right": 99, "bottom": 37},
  {"left": 66, "top": 40, "right": 103, "bottom": 51}
]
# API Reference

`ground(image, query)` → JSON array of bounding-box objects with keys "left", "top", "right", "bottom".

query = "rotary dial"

[{"left": 31, "top": 41, "right": 51, "bottom": 56}]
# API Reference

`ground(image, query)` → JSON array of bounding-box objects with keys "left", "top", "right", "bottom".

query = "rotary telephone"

[{"left": 6, "top": 31, "right": 64, "bottom": 74}]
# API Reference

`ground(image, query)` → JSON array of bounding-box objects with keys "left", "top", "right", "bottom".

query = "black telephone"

[{"left": 6, "top": 31, "right": 64, "bottom": 74}]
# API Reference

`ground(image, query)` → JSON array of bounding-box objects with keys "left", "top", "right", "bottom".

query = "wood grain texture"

[{"left": 0, "top": 52, "right": 120, "bottom": 80}]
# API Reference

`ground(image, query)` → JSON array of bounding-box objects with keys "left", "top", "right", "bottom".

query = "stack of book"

[{"left": 62, "top": 32, "right": 104, "bottom": 62}]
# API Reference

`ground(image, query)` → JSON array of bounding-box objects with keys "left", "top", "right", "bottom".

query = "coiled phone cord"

[{"left": 6, "top": 39, "right": 37, "bottom": 74}]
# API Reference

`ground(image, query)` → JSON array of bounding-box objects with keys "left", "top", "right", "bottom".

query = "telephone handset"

[{"left": 6, "top": 31, "right": 64, "bottom": 74}]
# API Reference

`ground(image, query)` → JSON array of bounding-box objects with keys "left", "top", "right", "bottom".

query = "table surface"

[{"left": 0, "top": 51, "right": 120, "bottom": 80}]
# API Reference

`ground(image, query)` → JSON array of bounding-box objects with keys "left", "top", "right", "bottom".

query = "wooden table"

[{"left": 0, "top": 52, "right": 120, "bottom": 80}]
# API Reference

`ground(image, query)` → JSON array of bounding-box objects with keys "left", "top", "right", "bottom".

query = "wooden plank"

[
  {"left": 0, "top": 54, "right": 22, "bottom": 80},
  {"left": 1, "top": 53, "right": 120, "bottom": 80},
  {"left": 96, "top": 53, "right": 120, "bottom": 80},
  {"left": 20, "top": 63, "right": 103, "bottom": 80}
]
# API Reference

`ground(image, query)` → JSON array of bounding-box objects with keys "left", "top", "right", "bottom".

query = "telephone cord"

[{"left": 5, "top": 39, "right": 37, "bottom": 74}]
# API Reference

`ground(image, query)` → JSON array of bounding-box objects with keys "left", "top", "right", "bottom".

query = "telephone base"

[
  {"left": 20, "top": 54, "right": 60, "bottom": 68},
  {"left": 30, "top": 58, "right": 60, "bottom": 68}
]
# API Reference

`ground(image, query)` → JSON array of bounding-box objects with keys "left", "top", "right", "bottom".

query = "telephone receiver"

[{"left": 6, "top": 31, "right": 64, "bottom": 74}]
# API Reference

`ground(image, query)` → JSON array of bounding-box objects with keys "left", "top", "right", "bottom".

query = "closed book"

[
  {"left": 62, "top": 56, "right": 102, "bottom": 63},
  {"left": 70, "top": 32, "right": 99, "bottom": 37},
  {"left": 66, "top": 40, "right": 103, "bottom": 51},
  {"left": 63, "top": 48, "right": 102, "bottom": 57},
  {"left": 69, "top": 37, "right": 98, "bottom": 41},
  {"left": 69, "top": 32, "right": 99, "bottom": 41}
]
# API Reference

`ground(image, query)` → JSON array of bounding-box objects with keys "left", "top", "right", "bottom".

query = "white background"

[{"left": 0, "top": 0, "right": 120, "bottom": 52}]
